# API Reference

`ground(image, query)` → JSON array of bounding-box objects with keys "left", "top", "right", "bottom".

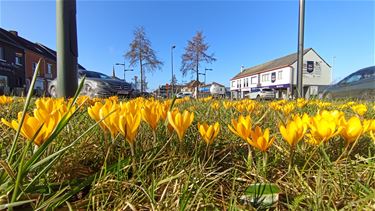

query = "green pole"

[{"left": 56, "top": 0, "right": 78, "bottom": 98}]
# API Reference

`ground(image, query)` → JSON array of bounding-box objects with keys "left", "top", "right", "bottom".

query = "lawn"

[{"left": 0, "top": 95, "right": 374, "bottom": 210}]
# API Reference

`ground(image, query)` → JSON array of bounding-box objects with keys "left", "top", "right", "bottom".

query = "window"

[
  {"left": 0, "top": 75, "right": 8, "bottom": 87},
  {"left": 277, "top": 71, "right": 282, "bottom": 80},
  {"left": 251, "top": 76, "right": 257, "bottom": 84},
  {"left": 15, "top": 53, "right": 22, "bottom": 65},
  {"left": 231, "top": 81, "right": 235, "bottom": 87},
  {"left": 345, "top": 74, "right": 362, "bottom": 83},
  {"left": 0, "top": 47, "right": 4, "bottom": 61},
  {"left": 243, "top": 78, "right": 248, "bottom": 87},
  {"left": 47, "top": 63, "right": 52, "bottom": 74},
  {"left": 262, "top": 73, "right": 270, "bottom": 82},
  {"left": 32, "top": 62, "right": 40, "bottom": 76},
  {"left": 15, "top": 57, "right": 21, "bottom": 65}
]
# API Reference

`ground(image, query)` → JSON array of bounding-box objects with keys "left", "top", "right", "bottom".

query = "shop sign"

[
  {"left": 307, "top": 61, "right": 314, "bottom": 73},
  {"left": 271, "top": 72, "right": 276, "bottom": 83}
]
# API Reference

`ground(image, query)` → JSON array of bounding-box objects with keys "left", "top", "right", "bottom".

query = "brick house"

[
  {"left": 0, "top": 27, "right": 86, "bottom": 95},
  {"left": 0, "top": 28, "right": 26, "bottom": 95}
]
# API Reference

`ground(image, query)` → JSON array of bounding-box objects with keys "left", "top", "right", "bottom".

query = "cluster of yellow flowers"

[
  {"left": 280, "top": 110, "right": 375, "bottom": 147},
  {"left": 1, "top": 98, "right": 75, "bottom": 146},
  {"left": 87, "top": 99, "right": 196, "bottom": 146},
  {"left": 1, "top": 95, "right": 374, "bottom": 152},
  {"left": 0, "top": 95, "right": 13, "bottom": 104},
  {"left": 228, "top": 115, "right": 275, "bottom": 152}
]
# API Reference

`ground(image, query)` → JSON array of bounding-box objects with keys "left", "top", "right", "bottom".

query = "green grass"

[{"left": 0, "top": 97, "right": 374, "bottom": 210}]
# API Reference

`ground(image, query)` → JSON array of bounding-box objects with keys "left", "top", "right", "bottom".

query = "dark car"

[
  {"left": 322, "top": 66, "right": 375, "bottom": 100},
  {"left": 48, "top": 70, "right": 133, "bottom": 98}
]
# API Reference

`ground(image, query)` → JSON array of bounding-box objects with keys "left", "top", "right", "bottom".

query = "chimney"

[
  {"left": 240, "top": 65, "right": 244, "bottom": 72},
  {"left": 9, "top": 30, "right": 18, "bottom": 36}
]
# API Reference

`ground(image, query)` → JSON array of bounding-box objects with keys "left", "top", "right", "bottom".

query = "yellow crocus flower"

[
  {"left": 210, "top": 102, "right": 220, "bottom": 110},
  {"left": 117, "top": 112, "right": 142, "bottom": 144},
  {"left": 306, "top": 112, "right": 342, "bottom": 145},
  {"left": 246, "top": 126, "right": 275, "bottom": 152},
  {"left": 279, "top": 115, "right": 307, "bottom": 147},
  {"left": 351, "top": 104, "right": 367, "bottom": 116},
  {"left": 167, "top": 110, "right": 194, "bottom": 141},
  {"left": 88, "top": 100, "right": 119, "bottom": 138},
  {"left": 228, "top": 115, "right": 252, "bottom": 141},
  {"left": 339, "top": 116, "right": 364, "bottom": 144},
  {"left": 1, "top": 112, "right": 57, "bottom": 146},
  {"left": 198, "top": 122, "right": 220, "bottom": 145},
  {"left": 0, "top": 95, "right": 13, "bottom": 104},
  {"left": 141, "top": 104, "right": 160, "bottom": 131},
  {"left": 364, "top": 119, "right": 375, "bottom": 141}
]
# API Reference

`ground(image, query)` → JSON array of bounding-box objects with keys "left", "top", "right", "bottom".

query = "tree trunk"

[
  {"left": 139, "top": 54, "right": 143, "bottom": 93},
  {"left": 195, "top": 61, "right": 199, "bottom": 99}
]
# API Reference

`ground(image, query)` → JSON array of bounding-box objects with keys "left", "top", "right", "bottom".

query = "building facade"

[
  {"left": 230, "top": 48, "right": 331, "bottom": 99},
  {"left": 0, "top": 27, "right": 86, "bottom": 95},
  {"left": 0, "top": 28, "right": 25, "bottom": 95},
  {"left": 198, "top": 82, "right": 226, "bottom": 98}
]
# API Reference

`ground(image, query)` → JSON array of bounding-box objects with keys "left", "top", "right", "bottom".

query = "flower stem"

[
  {"left": 153, "top": 130, "right": 157, "bottom": 145},
  {"left": 262, "top": 152, "right": 268, "bottom": 177},
  {"left": 11, "top": 140, "right": 32, "bottom": 206},
  {"left": 288, "top": 146, "right": 295, "bottom": 172},
  {"left": 129, "top": 142, "right": 136, "bottom": 173}
]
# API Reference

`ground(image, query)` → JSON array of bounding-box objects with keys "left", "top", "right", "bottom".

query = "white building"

[
  {"left": 230, "top": 48, "right": 331, "bottom": 99},
  {"left": 198, "top": 82, "right": 226, "bottom": 98}
]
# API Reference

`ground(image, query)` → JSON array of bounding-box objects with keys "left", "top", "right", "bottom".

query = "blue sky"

[{"left": 1, "top": 0, "right": 374, "bottom": 90}]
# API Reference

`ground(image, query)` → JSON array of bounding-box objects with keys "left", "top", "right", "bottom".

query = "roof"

[
  {"left": 37, "top": 43, "right": 86, "bottom": 70},
  {"left": 185, "top": 80, "right": 203, "bottom": 88},
  {"left": 201, "top": 82, "right": 225, "bottom": 88},
  {"left": 231, "top": 48, "right": 313, "bottom": 80},
  {"left": 0, "top": 28, "right": 24, "bottom": 49},
  {"left": 0, "top": 27, "right": 86, "bottom": 69},
  {"left": 0, "top": 28, "right": 55, "bottom": 60}
]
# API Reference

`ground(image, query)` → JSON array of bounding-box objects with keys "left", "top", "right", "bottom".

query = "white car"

[
  {"left": 246, "top": 88, "right": 275, "bottom": 100},
  {"left": 176, "top": 92, "right": 193, "bottom": 98}
]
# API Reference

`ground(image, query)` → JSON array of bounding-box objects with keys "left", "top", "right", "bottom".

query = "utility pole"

[
  {"left": 56, "top": 0, "right": 78, "bottom": 98},
  {"left": 171, "top": 45, "right": 176, "bottom": 95},
  {"left": 296, "top": 0, "right": 305, "bottom": 99}
]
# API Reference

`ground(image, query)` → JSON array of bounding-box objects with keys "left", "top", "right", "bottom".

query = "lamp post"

[
  {"left": 198, "top": 68, "right": 213, "bottom": 84},
  {"left": 115, "top": 58, "right": 133, "bottom": 82},
  {"left": 56, "top": 0, "right": 78, "bottom": 98},
  {"left": 171, "top": 45, "right": 176, "bottom": 95},
  {"left": 296, "top": 0, "right": 305, "bottom": 98}
]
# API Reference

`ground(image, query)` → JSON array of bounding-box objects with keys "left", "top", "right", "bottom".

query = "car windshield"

[
  {"left": 81, "top": 71, "right": 112, "bottom": 79},
  {"left": 262, "top": 89, "right": 273, "bottom": 92}
]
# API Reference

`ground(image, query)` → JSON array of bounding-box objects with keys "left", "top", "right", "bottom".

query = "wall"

[
  {"left": 0, "top": 42, "right": 25, "bottom": 89},
  {"left": 291, "top": 49, "right": 331, "bottom": 86},
  {"left": 258, "top": 66, "right": 292, "bottom": 87}
]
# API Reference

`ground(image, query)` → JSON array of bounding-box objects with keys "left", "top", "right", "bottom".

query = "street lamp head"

[
  {"left": 115, "top": 63, "right": 124, "bottom": 66},
  {"left": 205, "top": 68, "right": 213, "bottom": 71},
  {"left": 172, "top": 45, "right": 176, "bottom": 49}
]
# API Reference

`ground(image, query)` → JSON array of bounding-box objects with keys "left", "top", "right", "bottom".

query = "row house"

[
  {"left": 0, "top": 28, "right": 25, "bottom": 95},
  {"left": 230, "top": 48, "right": 331, "bottom": 99},
  {"left": 0, "top": 27, "right": 85, "bottom": 95}
]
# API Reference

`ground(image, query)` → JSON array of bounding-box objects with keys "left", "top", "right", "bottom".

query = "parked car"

[
  {"left": 48, "top": 70, "right": 133, "bottom": 98},
  {"left": 176, "top": 92, "right": 193, "bottom": 99},
  {"left": 245, "top": 88, "right": 275, "bottom": 100},
  {"left": 322, "top": 66, "right": 375, "bottom": 100}
]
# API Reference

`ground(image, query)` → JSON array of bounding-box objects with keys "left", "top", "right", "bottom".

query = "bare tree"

[
  {"left": 125, "top": 26, "right": 163, "bottom": 93},
  {"left": 180, "top": 31, "right": 216, "bottom": 98}
]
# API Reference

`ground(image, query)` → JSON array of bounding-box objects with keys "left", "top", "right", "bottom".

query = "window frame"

[{"left": 0, "top": 47, "right": 5, "bottom": 61}]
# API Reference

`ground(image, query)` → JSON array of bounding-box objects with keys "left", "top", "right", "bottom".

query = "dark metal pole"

[
  {"left": 56, "top": 0, "right": 78, "bottom": 98},
  {"left": 171, "top": 45, "right": 175, "bottom": 96},
  {"left": 123, "top": 57, "right": 126, "bottom": 82},
  {"left": 296, "top": 0, "right": 305, "bottom": 98}
]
